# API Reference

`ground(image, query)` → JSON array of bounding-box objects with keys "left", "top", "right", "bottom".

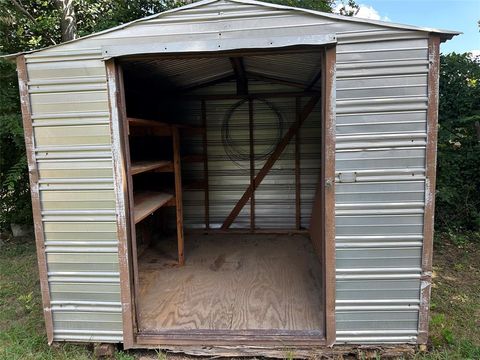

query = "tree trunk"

[{"left": 55, "top": 0, "right": 77, "bottom": 42}]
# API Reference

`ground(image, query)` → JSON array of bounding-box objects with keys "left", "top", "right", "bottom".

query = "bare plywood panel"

[{"left": 137, "top": 234, "right": 324, "bottom": 333}]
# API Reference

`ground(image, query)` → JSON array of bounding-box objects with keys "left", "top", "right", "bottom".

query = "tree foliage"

[
  {"left": 436, "top": 53, "right": 480, "bottom": 233},
  {"left": 0, "top": 60, "right": 32, "bottom": 228},
  {"left": 0, "top": 0, "right": 347, "bottom": 230},
  {"left": 0, "top": 0, "right": 188, "bottom": 54}
]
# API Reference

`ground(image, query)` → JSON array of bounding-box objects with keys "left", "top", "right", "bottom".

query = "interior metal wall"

[
  {"left": 22, "top": 0, "right": 432, "bottom": 345},
  {"left": 180, "top": 80, "right": 321, "bottom": 229}
]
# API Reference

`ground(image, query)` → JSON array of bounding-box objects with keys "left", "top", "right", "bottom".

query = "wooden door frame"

[
  {"left": 106, "top": 45, "right": 337, "bottom": 349},
  {"left": 322, "top": 45, "right": 337, "bottom": 347}
]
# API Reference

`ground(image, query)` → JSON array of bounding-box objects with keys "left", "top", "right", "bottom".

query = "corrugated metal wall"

[
  {"left": 334, "top": 36, "right": 428, "bottom": 343},
  {"left": 179, "top": 80, "right": 321, "bottom": 229},
  {"left": 25, "top": 53, "right": 123, "bottom": 341},
  {"left": 22, "top": 0, "right": 431, "bottom": 344}
]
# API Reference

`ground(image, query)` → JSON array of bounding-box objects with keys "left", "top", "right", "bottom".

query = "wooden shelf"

[
  {"left": 131, "top": 160, "right": 172, "bottom": 175},
  {"left": 128, "top": 117, "right": 171, "bottom": 128},
  {"left": 134, "top": 191, "right": 174, "bottom": 224},
  {"left": 127, "top": 117, "right": 204, "bottom": 134}
]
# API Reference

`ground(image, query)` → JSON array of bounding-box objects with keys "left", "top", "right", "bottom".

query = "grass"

[
  {"left": 415, "top": 234, "right": 480, "bottom": 360},
  {"left": 0, "top": 239, "right": 91, "bottom": 360},
  {"left": 0, "top": 235, "right": 478, "bottom": 359}
]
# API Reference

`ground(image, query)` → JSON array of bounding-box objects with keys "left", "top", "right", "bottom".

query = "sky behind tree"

[{"left": 343, "top": 0, "right": 479, "bottom": 55}]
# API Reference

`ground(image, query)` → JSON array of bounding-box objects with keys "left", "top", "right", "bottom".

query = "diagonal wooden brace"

[{"left": 221, "top": 95, "right": 321, "bottom": 229}]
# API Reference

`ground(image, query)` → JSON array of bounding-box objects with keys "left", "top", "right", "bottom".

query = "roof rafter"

[{"left": 230, "top": 57, "right": 248, "bottom": 95}]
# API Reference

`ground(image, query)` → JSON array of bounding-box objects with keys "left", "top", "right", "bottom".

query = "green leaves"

[
  {"left": 436, "top": 53, "right": 480, "bottom": 234},
  {"left": 0, "top": 58, "right": 30, "bottom": 228}
]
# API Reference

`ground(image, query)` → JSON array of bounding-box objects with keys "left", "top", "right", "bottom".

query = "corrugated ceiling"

[{"left": 121, "top": 51, "right": 322, "bottom": 90}]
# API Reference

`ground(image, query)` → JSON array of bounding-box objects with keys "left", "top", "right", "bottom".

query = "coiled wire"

[{"left": 221, "top": 98, "right": 284, "bottom": 169}]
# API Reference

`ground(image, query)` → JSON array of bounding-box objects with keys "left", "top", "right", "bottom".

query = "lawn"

[{"left": 0, "top": 235, "right": 478, "bottom": 360}]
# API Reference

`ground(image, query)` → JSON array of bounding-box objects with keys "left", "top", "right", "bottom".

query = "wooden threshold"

[
  {"left": 136, "top": 330, "right": 325, "bottom": 346},
  {"left": 131, "top": 160, "right": 172, "bottom": 175},
  {"left": 134, "top": 191, "right": 174, "bottom": 224}
]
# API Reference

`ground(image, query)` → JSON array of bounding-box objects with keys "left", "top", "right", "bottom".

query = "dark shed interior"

[{"left": 118, "top": 48, "right": 326, "bottom": 336}]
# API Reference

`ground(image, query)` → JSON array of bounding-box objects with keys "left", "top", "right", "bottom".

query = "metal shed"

[{"left": 12, "top": 0, "right": 459, "bottom": 355}]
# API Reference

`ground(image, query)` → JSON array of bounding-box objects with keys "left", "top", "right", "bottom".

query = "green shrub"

[
  {"left": 436, "top": 53, "right": 480, "bottom": 235},
  {"left": 0, "top": 60, "right": 32, "bottom": 230}
]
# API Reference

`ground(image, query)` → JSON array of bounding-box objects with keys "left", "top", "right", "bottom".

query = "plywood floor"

[{"left": 137, "top": 234, "right": 324, "bottom": 333}]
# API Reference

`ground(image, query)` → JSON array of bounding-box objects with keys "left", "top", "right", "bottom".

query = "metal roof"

[
  {"left": 2, "top": 0, "right": 460, "bottom": 59},
  {"left": 122, "top": 51, "right": 322, "bottom": 89}
]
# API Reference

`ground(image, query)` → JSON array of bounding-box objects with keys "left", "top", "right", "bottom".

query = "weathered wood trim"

[
  {"left": 221, "top": 95, "right": 320, "bottom": 229},
  {"left": 105, "top": 59, "right": 136, "bottom": 348},
  {"left": 309, "top": 47, "right": 336, "bottom": 347},
  {"left": 418, "top": 35, "right": 440, "bottom": 345},
  {"left": 136, "top": 329, "right": 325, "bottom": 347},
  {"left": 118, "top": 65, "right": 142, "bottom": 330},
  {"left": 17, "top": 55, "right": 55, "bottom": 345},
  {"left": 323, "top": 45, "right": 337, "bottom": 348},
  {"left": 130, "top": 343, "right": 416, "bottom": 358}
]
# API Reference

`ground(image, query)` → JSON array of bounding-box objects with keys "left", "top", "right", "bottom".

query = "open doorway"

[{"left": 114, "top": 47, "right": 331, "bottom": 343}]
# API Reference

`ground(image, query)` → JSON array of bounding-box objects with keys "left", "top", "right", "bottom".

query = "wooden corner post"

[
  {"left": 17, "top": 55, "right": 55, "bottom": 345},
  {"left": 309, "top": 45, "right": 336, "bottom": 347},
  {"left": 418, "top": 35, "right": 441, "bottom": 345},
  {"left": 323, "top": 45, "right": 337, "bottom": 347},
  {"left": 105, "top": 59, "right": 136, "bottom": 348}
]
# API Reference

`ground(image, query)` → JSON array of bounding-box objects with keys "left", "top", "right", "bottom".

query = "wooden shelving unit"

[
  {"left": 133, "top": 191, "right": 174, "bottom": 224},
  {"left": 131, "top": 160, "right": 172, "bottom": 175},
  {"left": 127, "top": 118, "right": 206, "bottom": 266}
]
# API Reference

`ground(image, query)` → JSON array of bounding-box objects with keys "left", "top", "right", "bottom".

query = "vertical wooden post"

[
  {"left": 105, "top": 59, "right": 136, "bottom": 348},
  {"left": 295, "top": 97, "right": 301, "bottom": 230},
  {"left": 323, "top": 45, "right": 337, "bottom": 347},
  {"left": 201, "top": 100, "right": 210, "bottom": 230},
  {"left": 172, "top": 127, "right": 185, "bottom": 265},
  {"left": 308, "top": 46, "right": 336, "bottom": 346},
  {"left": 249, "top": 99, "right": 255, "bottom": 231},
  {"left": 418, "top": 35, "right": 441, "bottom": 344},
  {"left": 17, "top": 55, "right": 55, "bottom": 345}
]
